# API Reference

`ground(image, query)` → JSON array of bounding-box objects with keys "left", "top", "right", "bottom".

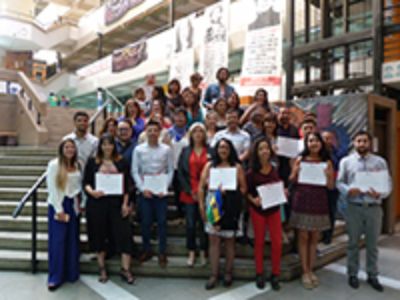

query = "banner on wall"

[
  {"left": 105, "top": 0, "right": 144, "bottom": 26},
  {"left": 112, "top": 39, "right": 148, "bottom": 73},
  {"left": 169, "top": 14, "right": 195, "bottom": 88},
  {"left": 240, "top": 0, "right": 283, "bottom": 99},
  {"left": 198, "top": 0, "right": 230, "bottom": 86}
]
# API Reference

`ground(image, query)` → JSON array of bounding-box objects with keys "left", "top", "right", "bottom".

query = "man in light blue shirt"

[
  {"left": 132, "top": 120, "right": 174, "bottom": 268},
  {"left": 337, "top": 131, "right": 392, "bottom": 292}
]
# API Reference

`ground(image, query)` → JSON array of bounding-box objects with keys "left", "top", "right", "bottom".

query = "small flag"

[{"left": 207, "top": 189, "right": 223, "bottom": 225}]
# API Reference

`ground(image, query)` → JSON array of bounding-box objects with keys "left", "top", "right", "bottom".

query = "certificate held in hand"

[
  {"left": 352, "top": 170, "right": 390, "bottom": 194},
  {"left": 276, "top": 137, "right": 303, "bottom": 158},
  {"left": 298, "top": 162, "right": 327, "bottom": 186},
  {"left": 143, "top": 174, "right": 168, "bottom": 195},
  {"left": 95, "top": 173, "right": 123, "bottom": 195},
  {"left": 209, "top": 167, "right": 237, "bottom": 191},
  {"left": 256, "top": 181, "right": 287, "bottom": 210}
]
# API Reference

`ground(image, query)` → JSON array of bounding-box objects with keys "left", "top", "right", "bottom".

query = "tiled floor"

[{"left": 0, "top": 233, "right": 399, "bottom": 300}]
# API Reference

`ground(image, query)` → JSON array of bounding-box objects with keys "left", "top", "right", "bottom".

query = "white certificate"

[
  {"left": 257, "top": 181, "right": 287, "bottom": 210},
  {"left": 95, "top": 173, "right": 123, "bottom": 195},
  {"left": 298, "top": 162, "right": 328, "bottom": 186},
  {"left": 209, "top": 167, "right": 237, "bottom": 191},
  {"left": 276, "top": 137, "right": 303, "bottom": 158},
  {"left": 352, "top": 171, "right": 390, "bottom": 194},
  {"left": 143, "top": 174, "right": 168, "bottom": 195}
]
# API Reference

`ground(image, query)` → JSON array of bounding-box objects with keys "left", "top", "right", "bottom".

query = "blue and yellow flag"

[{"left": 207, "top": 189, "right": 223, "bottom": 225}]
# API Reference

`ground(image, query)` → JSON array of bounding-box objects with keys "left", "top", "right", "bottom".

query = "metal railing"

[{"left": 11, "top": 89, "right": 124, "bottom": 274}]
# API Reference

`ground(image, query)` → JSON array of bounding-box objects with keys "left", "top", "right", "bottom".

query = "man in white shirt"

[
  {"left": 212, "top": 108, "right": 251, "bottom": 162},
  {"left": 63, "top": 111, "right": 98, "bottom": 168},
  {"left": 132, "top": 120, "right": 174, "bottom": 268}
]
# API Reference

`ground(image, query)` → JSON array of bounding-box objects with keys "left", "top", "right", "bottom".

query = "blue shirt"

[
  {"left": 116, "top": 139, "right": 136, "bottom": 167},
  {"left": 336, "top": 152, "right": 392, "bottom": 205},
  {"left": 203, "top": 83, "right": 235, "bottom": 106}
]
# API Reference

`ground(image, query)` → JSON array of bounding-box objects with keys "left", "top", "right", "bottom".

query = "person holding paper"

[
  {"left": 178, "top": 123, "right": 213, "bottom": 267},
  {"left": 46, "top": 139, "right": 81, "bottom": 291},
  {"left": 246, "top": 137, "right": 283, "bottom": 291},
  {"left": 168, "top": 108, "right": 189, "bottom": 223},
  {"left": 289, "top": 132, "right": 334, "bottom": 289},
  {"left": 132, "top": 120, "right": 174, "bottom": 268},
  {"left": 83, "top": 134, "right": 134, "bottom": 284},
  {"left": 337, "top": 131, "right": 392, "bottom": 292},
  {"left": 198, "top": 138, "right": 247, "bottom": 290}
]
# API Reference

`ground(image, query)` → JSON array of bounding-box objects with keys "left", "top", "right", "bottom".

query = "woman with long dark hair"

[
  {"left": 198, "top": 138, "right": 247, "bottom": 290},
  {"left": 47, "top": 138, "right": 81, "bottom": 291},
  {"left": 247, "top": 137, "right": 283, "bottom": 290},
  {"left": 227, "top": 92, "right": 244, "bottom": 118},
  {"left": 118, "top": 99, "right": 145, "bottom": 142},
  {"left": 83, "top": 134, "right": 134, "bottom": 284},
  {"left": 240, "top": 88, "right": 270, "bottom": 125},
  {"left": 166, "top": 79, "right": 183, "bottom": 115},
  {"left": 289, "top": 132, "right": 334, "bottom": 289},
  {"left": 99, "top": 117, "right": 118, "bottom": 138},
  {"left": 182, "top": 87, "right": 204, "bottom": 127}
]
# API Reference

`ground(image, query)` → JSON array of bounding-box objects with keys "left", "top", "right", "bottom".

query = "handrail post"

[{"left": 31, "top": 190, "right": 38, "bottom": 274}]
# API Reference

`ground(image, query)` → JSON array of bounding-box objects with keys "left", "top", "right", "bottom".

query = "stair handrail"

[{"left": 11, "top": 88, "right": 125, "bottom": 273}]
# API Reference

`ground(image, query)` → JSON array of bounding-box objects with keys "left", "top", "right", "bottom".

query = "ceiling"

[{"left": 63, "top": 0, "right": 218, "bottom": 71}]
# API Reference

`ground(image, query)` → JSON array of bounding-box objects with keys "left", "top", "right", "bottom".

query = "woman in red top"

[
  {"left": 247, "top": 137, "right": 283, "bottom": 291},
  {"left": 177, "top": 123, "right": 213, "bottom": 267}
]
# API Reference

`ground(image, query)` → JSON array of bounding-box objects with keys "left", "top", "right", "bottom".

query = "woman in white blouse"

[{"left": 47, "top": 138, "right": 82, "bottom": 291}]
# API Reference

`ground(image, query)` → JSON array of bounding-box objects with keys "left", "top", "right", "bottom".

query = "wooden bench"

[{"left": 0, "top": 131, "right": 18, "bottom": 146}]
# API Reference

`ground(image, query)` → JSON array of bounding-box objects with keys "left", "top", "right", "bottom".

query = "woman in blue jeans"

[
  {"left": 46, "top": 138, "right": 81, "bottom": 291},
  {"left": 178, "top": 123, "right": 213, "bottom": 267}
]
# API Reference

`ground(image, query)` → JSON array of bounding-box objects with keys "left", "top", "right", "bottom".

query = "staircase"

[{"left": 0, "top": 147, "right": 349, "bottom": 280}]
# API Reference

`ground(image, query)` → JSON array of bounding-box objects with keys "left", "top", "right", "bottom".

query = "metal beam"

[
  {"left": 372, "top": 0, "right": 383, "bottom": 94},
  {"left": 292, "top": 76, "right": 373, "bottom": 95},
  {"left": 293, "top": 29, "right": 372, "bottom": 57}
]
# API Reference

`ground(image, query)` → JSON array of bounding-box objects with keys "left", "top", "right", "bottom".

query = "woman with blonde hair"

[
  {"left": 178, "top": 123, "right": 213, "bottom": 267},
  {"left": 47, "top": 138, "right": 81, "bottom": 291}
]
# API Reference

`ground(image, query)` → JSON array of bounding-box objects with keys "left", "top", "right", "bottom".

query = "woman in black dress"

[{"left": 83, "top": 134, "right": 134, "bottom": 284}]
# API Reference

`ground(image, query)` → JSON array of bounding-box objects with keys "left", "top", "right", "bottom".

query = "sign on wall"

[
  {"left": 111, "top": 39, "right": 148, "bottom": 73},
  {"left": 105, "top": 0, "right": 145, "bottom": 26}
]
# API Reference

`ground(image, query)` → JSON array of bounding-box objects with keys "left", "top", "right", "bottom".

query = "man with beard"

[
  {"left": 337, "top": 131, "right": 392, "bottom": 292},
  {"left": 203, "top": 67, "right": 235, "bottom": 110}
]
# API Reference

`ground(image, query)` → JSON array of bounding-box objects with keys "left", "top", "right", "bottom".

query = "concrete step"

[
  {"left": 0, "top": 232, "right": 293, "bottom": 258},
  {"left": 0, "top": 176, "right": 47, "bottom": 188},
  {"left": 0, "top": 234, "right": 348, "bottom": 280},
  {"left": 0, "top": 166, "right": 47, "bottom": 176},
  {"left": 0, "top": 188, "right": 48, "bottom": 202},
  {"left": 0, "top": 157, "right": 51, "bottom": 166},
  {"left": 0, "top": 147, "right": 56, "bottom": 157}
]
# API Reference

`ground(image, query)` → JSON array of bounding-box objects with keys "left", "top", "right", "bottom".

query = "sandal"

[
  {"left": 310, "top": 272, "right": 319, "bottom": 287},
  {"left": 98, "top": 267, "right": 108, "bottom": 283},
  {"left": 301, "top": 274, "right": 313, "bottom": 290},
  {"left": 120, "top": 268, "right": 135, "bottom": 285}
]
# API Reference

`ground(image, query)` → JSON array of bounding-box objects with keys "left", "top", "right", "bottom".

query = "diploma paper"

[
  {"left": 276, "top": 137, "right": 303, "bottom": 158},
  {"left": 143, "top": 174, "right": 168, "bottom": 195},
  {"left": 298, "top": 162, "right": 328, "bottom": 186},
  {"left": 257, "top": 181, "right": 287, "bottom": 210},
  {"left": 95, "top": 173, "right": 123, "bottom": 195},
  {"left": 352, "top": 171, "right": 390, "bottom": 194},
  {"left": 209, "top": 168, "right": 237, "bottom": 191}
]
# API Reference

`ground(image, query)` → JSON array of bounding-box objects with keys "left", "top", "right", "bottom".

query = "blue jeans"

[
  {"left": 185, "top": 203, "right": 207, "bottom": 251},
  {"left": 140, "top": 195, "right": 168, "bottom": 254}
]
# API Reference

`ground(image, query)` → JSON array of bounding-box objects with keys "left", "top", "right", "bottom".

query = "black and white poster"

[{"left": 105, "top": 0, "right": 144, "bottom": 26}]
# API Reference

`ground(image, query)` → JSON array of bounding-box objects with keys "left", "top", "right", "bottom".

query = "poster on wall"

[
  {"left": 112, "top": 39, "right": 148, "bottom": 73},
  {"left": 169, "top": 14, "right": 195, "bottom": 88},
  {"left": 240, "top": 0, "right": 283, "bottom": 100},
  {"left": 198, "top": 0, "right": 230, "bottom": 86},
  {"left": 105, "top": 0, "right": 144, "bottom": 26}
]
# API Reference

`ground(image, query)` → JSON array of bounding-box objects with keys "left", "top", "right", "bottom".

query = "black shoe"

[
  {"left": 47, "top": 284, "right": 60, "bottom": 292},
  {"left": 255, "top": 274, "right": 265, "bottom": 289},
  {"left": 348, "top": 276, "right": 359, "bottom": 289},
  {"left": 223, "top": 273, "right": 233, "bottom": 287},
  {"left": 270, "top": 275, "right": 281, "bottom": 291},
  {"left": 367, "top": 277, "right": 384, "bottom": 292},
  {"left": 205, "top": 276, "right": 218, "bottom": 290}
]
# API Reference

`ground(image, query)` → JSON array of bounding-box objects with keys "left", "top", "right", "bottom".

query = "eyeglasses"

[{"left": 118, "top": 128, "right": 130, "bottom": 132}]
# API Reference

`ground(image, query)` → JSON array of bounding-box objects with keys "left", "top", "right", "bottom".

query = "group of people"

[{"left": 45, "top": 68, "right": 392, "bottom": 294}]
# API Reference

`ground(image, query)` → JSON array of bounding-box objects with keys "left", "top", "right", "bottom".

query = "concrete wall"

[{"left": 0, "top": 94, "right": 17, "bottom": 132}]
